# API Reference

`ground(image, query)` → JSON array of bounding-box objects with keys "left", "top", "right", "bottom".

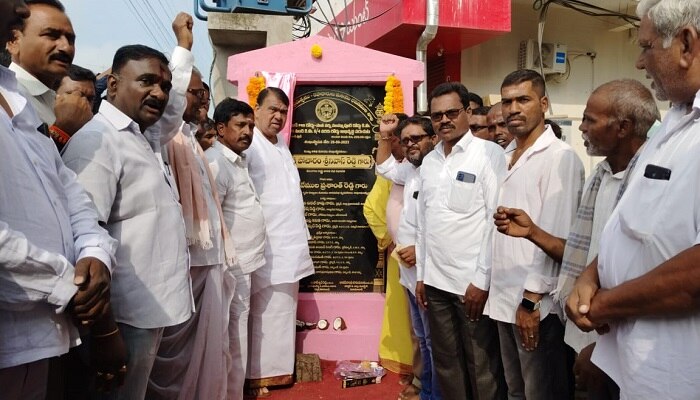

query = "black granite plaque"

[{"left": 291, "top": 85, "right": 385, "bottom": 292}]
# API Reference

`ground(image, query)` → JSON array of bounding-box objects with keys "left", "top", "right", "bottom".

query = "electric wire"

[
  {"left": 324, "top": 0, "right": 343, "bottom": 40},
  {"left": 140, "top": 1, "right": 174, "bottom": 49},
  {"left": 309, "top": 0, "right": 400, "bottom": 29},
  {"left": 315, "top": 1, "right": 342, "bottom": 40},
  {"left": 123, "top": 0, "right": 169, "bottom": 51}
]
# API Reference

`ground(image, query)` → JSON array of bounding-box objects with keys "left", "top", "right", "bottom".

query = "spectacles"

[
  {"left": 400, "top": 134, "right": 430, "bottom": 147},
  {"left": 430, "top": 107, "right": 465, "bottom": 122},
  {"left": 187, "top": 88, "right": 208, "bottom": 100}
]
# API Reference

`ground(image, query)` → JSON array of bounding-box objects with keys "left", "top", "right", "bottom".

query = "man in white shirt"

[
  {"left": 494, "top": 79, "right": 658, "bottom": 400},
  {"left": 414, "top": 82, "right": 507, "bottom": 400},
  {"left": 61, "top": 14, "right": 196, "bottom": 400},
  {"left": 244, "top": 87, "right": 314, "bottom": 396},
  {"left": 147, "top": 67, "right": 233, "bottom": 400},
  {"left": 487, "top": 69, "right": 584, "bottom": 400},
  {"left": 567, "top": 1, "right": 700, "bottom": 398},
  {"left": 206, "top": 98, "right": 267, "bottom": 400},
  {"left": 0, "top": 1, "right": 121, "bottom": 398},
  {"left": 376, "top": 115, "right": 441, "bottom": 400},
  {"left": 487, "top": 102, "right": 513, "bottom": 149},
  {"left": 6, "top": 0, "right": 92, "bottom": 137}
]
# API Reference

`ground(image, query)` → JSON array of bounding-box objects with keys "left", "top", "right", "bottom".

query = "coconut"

[
  {"left": 317, "top": 319, "right": 329, "bottom": 330},
  {"left": 333, "top": 317, "right": 347, "bottom": 331}
]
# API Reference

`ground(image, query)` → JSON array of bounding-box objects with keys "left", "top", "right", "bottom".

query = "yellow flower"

[
  {"left": 384, "top": 74, "right": 403, "bottom": 114},
  {"left": 246, "top": 75, "right": 266, "bottom": 108},
  {"left": 311, "top": 44, "right": 323, "bottom": 59}
]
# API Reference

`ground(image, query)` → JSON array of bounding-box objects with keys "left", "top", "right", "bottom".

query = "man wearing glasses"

[{"left": 414, "top": 82, "right": 508, "bottom": 399}]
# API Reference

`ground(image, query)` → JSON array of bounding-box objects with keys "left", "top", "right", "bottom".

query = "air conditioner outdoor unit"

[{"left": 518, "top": 39, "right": 567, "bottom": 75}]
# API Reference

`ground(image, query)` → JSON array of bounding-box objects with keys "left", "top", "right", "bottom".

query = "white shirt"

[
  {"left": 415, "top": 132, "right": 506, "bottom": 296},
  {"left": 563, "top": 160, "right": 624, "bottom": 353},
  {"left": 487, "top": 127, "right": 584, "bottom": 323},
  {"left": 0, "top": 66, "right": 115, "bottom": 368},
  {"left": 244, "top": 128, "right": 314, "bottom": 287},
  {"left": 9, "top": 62, "right": 56, "bottom": 125},
  {"left": 62, "top": 46, "right": 193, "bottom": 329},
  {"left": 207, "top": 141, "right": 266, "bottom": 276},
  {"left": 591, "top": 90, "right": 700, "bottom": 399},
  {"left": 376, "top": 156, "right": 420, "bottom": 294}
]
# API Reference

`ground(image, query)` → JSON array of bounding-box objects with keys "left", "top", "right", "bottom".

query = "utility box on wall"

[{"left": 518, "top": 39, "right": 568, "bottom": 75}]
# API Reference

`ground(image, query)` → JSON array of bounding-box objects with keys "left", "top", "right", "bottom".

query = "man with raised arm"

[{"left": 61, "top": 13, "right": 196, "bottom": 400}]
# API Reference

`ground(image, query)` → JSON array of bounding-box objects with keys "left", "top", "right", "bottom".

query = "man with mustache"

[
  {"left": 494, "top": 79, "right": 657, "bottom": 400},
  {"left": 243, "top": 87, "right": 314, "bottom": 396},
  {"left": 6, "top": 0, "right": 91, "bottom": 139},
  {"left": 206, "top": 98, "right": 267, "bottom": 400},
  {"left": 486, "top": 69, "right": 584, "bottom": 400},
  {"left": 567, "top": 1, "right": 700, "bottom": 398},
  {"left": 414, "top": 82, "right": 508, "bottom": 400},
  {"left": 487, "top": 102, "right": 513, "bottom": 149},
  {"left": 0, "top": 0, "right": 122, "bottom": 398},
  {"left": 61, "top": 13, "right": 196, "bottom": 400},
  {"left": 375, "top": 114, "right": 441, "bottom": 400},
  {"left": 147, "top": 66, "right": 234, "bottom": 400}
]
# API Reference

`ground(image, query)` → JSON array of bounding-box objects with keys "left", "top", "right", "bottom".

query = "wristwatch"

[{"left": 521, "top": 297, "right": 541, "bottom": 312}]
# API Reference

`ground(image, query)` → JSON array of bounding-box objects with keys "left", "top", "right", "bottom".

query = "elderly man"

[
  {"left": 147, "top": 67, "right": 234, "bottom": 400},
  {"left": 244, "top": 87, "right": 314, "bottom": 396},
  {"left": 494, "top": 79, "right": 658, "bottom": 400},
  {"left": 487, "top": 102, "right": 513, "bottom": 149},
  {"left": 414, "top": 82, "right": 507, "bottom": 400},
  {"left": 487, "top": 69, "right": 584, "bottom": 400},
  {"left": 567, "top": 1, "right": 700, "bottom": 398},
  {"left": 61, "top": 14, "right": 196, "bottom": 400},
  {"left": 6, "top": 0, "right": 91, "bottom": 137},
  {"left": 0, "top": 1, "right": 122, "bottom": 398},
  {"left": 206, "top": 98, "right": 266, "bottom": 400}
]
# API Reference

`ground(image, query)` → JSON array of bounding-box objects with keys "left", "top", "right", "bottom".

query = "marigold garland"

[
  {"left": 311, "top": 44, "right": 323, "bottom": 59},
  {"left": 246, "top": 74, "right": 266, "bottom": 108},
  {"left": 383, "top": 75, "right": 404, "bottom": 114}
]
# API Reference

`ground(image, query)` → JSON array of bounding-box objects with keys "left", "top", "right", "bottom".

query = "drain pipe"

[{"left": 416, "top": 0, "right": 439, "bottom": 114}]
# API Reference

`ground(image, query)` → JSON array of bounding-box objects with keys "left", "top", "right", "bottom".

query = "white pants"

[
  {"left": 228, "top": 273, "right": 252, "bottom": 400},
  {"left": 148, "top": 265, "right": 235, "bottom": 400},
  {"left": 246, "top": 281, "right": 299, "bottom": 388}
]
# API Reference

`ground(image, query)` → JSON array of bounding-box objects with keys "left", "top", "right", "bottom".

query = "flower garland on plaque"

[
  {"left": 246, "top": 73, "right": 266, "bottom": 108},
  {"left": 383, "top": 74, "right": 404, "bottom": 114}
]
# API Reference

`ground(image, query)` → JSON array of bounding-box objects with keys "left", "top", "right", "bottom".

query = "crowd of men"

[
  {"left": 1, "top": 0, "right": 311, "bottom": 399},
  {"left": 1, "top": 0, "right": 700, "bottom": 399}
]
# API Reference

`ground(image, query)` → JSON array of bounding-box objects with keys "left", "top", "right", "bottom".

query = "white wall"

[{"left": 460, "top": 1, "right": 668, "bottom": 175}]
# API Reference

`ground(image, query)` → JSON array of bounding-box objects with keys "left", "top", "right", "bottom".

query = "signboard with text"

[{"left": 291, "top": 85, "right": 385, "bottom": 293}]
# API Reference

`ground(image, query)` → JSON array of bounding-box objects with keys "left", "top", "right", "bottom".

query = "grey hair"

[
  {"left": 594, "top": 79, "right": 660, "bottom": 139},
  {"left": 637, "top": 0, "right": 700, "bottom": 47}
]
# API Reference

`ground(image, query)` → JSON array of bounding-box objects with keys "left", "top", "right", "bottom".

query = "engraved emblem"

[{"left": 315, "top": 99, "right": 339, "bottom": 122}]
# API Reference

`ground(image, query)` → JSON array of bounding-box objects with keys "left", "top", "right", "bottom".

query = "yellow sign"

[{"left": 294, "top": 154, "right": 375, "bottom": 169}]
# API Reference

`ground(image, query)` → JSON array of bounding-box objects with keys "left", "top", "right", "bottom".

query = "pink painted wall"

[
  {"left": 228, "top": 37, "right": 424, "bottom": 361},
  {"left": 228, "top": 35, "right": 424, "bottom": 114}
]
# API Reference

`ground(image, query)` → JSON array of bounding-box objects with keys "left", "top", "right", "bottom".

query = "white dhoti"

[
  {"left": 228, "top": 273, "right": 252, "bottom": 400},
  {"left": 148, "top": 265, "right": 235, "bottom": 400},
  {"left": 245, "top": 280, "right": 299, "bottom": 389}
]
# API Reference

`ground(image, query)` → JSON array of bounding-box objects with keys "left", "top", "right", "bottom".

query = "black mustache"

[
  {"left": 49, "top": 52, "right": 71, "bottom": 63},
  {"left": 506, "top": 117, "right": 524, "bottom": 123},
  {"left": 143, "top": 98, "right": 165, "bottom": 110},
  {"left": 440, "top": 123, "right": 455, "bottom": 129}
]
